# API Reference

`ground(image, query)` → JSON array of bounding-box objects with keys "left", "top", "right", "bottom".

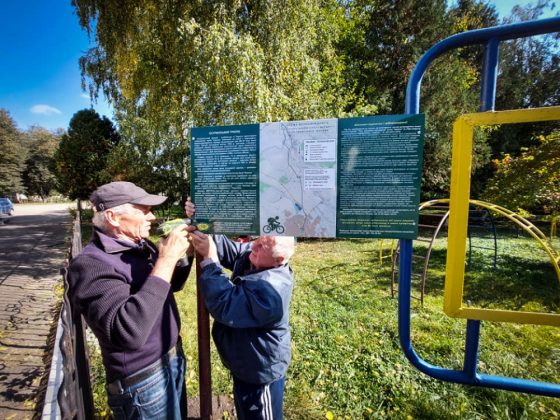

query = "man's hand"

[
  {"left": 184, "top": 197, "right": 196, "bottom": 218},
  {"left": 159, "top": 224, "right": 191, "bottom": 259},
  {"left": 189, "top": 230, "right": 218, "bottom": 261},
  {"left": 151, "top": 224, "right": 191, "bottom": 282}
]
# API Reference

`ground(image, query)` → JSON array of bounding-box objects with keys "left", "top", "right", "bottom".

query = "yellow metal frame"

[
  {"left": 378, "top": 239, "right": 397, "bottom": 266},
  {"left": 445, "top": 107, "right": 560, "bottom": 327}
]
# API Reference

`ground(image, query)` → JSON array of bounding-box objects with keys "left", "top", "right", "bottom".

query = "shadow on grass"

[
  {"left": 463, "top": 253, "right": 559, "bottom": 312},
  {"left": 302, "top": 261, "right": 398, "bottom": 310},
  {"left": 391, "top": 244, "right": 559, "bottom": 313},
  {"left": 422, "top": 250, "right": 557, "bottom": 310}
]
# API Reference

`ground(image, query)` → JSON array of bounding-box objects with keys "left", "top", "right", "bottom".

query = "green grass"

[
  {"left": 85, "top": 221, "right": 560, "bottom": 419},
  {"left": 286, "top": 238, "right": 560, "bottom": 418}
]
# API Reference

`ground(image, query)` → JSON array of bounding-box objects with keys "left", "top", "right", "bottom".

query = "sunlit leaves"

[
  {"left": 71, "top": 0, "right": 353, "bottom": 201},
  {"left": 484, "top": 131, "right": 560, "bottom": 215},
  {"left": 73, "top": 0, "right": 351, "bottom": 130}
]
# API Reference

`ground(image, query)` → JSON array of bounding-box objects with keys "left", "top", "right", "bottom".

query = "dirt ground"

[{"left": 187, "top": 395, "right": 236, "bottom": 419}]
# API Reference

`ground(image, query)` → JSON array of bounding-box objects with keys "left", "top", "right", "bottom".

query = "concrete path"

[{"left": 0, "top": 203, "right": 74, "bottom": 419}]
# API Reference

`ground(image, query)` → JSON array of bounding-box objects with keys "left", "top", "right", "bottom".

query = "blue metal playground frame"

[{"left": 400, "top": 16, "right": 560, "bottom": 398}]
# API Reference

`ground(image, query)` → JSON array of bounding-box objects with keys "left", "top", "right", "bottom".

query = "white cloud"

[
  {"left": 81, "top": 93, "right": 90, "bottom": 100},
  {"left": 30, "top": 104, "right": 62, "bottom": 115}
]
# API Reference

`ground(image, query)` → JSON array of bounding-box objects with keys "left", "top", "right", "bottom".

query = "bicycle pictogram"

[{"left": 263, "top": 216, "right": 285, "bottom": 234}]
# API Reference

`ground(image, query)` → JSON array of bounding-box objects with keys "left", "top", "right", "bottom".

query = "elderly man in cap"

[{"left": 68, "top": 181, "right": 192, "bottom": 419}]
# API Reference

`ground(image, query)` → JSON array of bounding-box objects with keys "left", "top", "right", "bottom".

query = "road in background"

[{"left": 0, "top": 203, "right": 75, "bottom": 418}]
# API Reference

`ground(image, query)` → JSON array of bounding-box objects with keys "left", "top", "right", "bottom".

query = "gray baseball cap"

[{"left": 90, "top": 181, "right": 167, "bottom": 211}]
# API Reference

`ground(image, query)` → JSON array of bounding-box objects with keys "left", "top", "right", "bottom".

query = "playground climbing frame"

[{"left": 399, "top": 16, "right": 560, "bottom": 398}]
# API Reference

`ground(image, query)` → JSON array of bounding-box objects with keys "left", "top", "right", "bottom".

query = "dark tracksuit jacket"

[{"left": 200, "top": 235, "right": 294, "bottom": 385}]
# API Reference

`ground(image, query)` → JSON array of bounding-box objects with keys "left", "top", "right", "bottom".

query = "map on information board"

[
  {"left": 191, "top": 114, "right": 424, "bottom": 238},
  {"left": 259, "top": 119, "right": 338, "bottom": 237}
]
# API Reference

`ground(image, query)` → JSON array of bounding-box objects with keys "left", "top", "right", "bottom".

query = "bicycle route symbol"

[{"left": 263, "top": 216, "right": 285, "bottom": 234}]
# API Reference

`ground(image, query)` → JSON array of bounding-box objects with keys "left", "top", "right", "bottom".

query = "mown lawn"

[
  {"left": 86, "top": 217, "right": 560, "bottom": 418},
  {"left": 175, "top": 232, "right": 559, "bottom": 419}
]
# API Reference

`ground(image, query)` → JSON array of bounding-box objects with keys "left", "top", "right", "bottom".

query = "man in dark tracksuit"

[
  {"left": 189, "top": 231, "right": 295, "bottom": 420},
  {"left": 68, "top": 181, "right": 193, "bottom": 419}
]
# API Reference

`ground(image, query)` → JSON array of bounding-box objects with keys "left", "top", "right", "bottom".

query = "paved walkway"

[{"left": 0, "top": 203, "right": 74, "bottom": 419}]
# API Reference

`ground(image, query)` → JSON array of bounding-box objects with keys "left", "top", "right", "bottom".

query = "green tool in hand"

[
  {"left": 156, "top": 218, "right": 193, "bottom": 267},
  {"left": 157, "top": 218, "right": 192, "bottom": 237}
]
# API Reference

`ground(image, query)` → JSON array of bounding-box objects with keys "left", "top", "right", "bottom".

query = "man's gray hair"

[
  {"left": 91, "top": 203, "right": 135, "bottom": 232},
  {"left": 270, "top": 236, "right": 296, "bottom": 261}
]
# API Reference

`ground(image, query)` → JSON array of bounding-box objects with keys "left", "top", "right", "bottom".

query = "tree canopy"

[
  {"left": 69, "top": 0, "right": 560, "bottom": 203},
  {"left": 341, "top": 0, "right": 452, "bottom": 114},
  {"left": 0, "top": 109, "right": 26, "bottom": 196},
  {"left": 22, "top": 127, "right": 61, "bottom": 200},
  {"left": 73, "top": 0, "right": 352, "bottom": 128},
  {"left": 72, "top": 0, "right": 362, "bottom": 201},
  {"left": 52, "top": 109, "right": 120, "bottom": 200},
  {"left": 488, "top": 1, "right": 560, "bottom": 157}
]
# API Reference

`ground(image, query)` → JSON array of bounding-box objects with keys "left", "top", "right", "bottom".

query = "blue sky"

[
  {"left": 482, "top": 0, "right": 557, "bottom": 18},
  {"left": 0, "top": 1, "right": 557, "bottom": 132},
  {"left": 0, "top": 1, "right": 112, "bottom": 132}
]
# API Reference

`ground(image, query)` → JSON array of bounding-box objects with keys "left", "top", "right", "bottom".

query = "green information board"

[
  {"left": 191, "top": 124, "right": 260, "bottom": 234},
  {"left": 191, "top": 114, "right": 424, "bottom": 238}
]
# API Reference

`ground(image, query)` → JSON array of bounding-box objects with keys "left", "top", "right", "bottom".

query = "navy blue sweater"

[{"left": 68, "top": 229, "right": 191, "bottom": 382}]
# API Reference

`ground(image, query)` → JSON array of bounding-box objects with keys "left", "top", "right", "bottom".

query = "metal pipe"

[
  {"left": 463, "top": 320, "right": 481, "bottom": 379},
  {"left": 480, "top": 38, "right": 500, "bottom": 112},
  {"left": 405, "top": 17, "right": 560, "bottom": 114}
]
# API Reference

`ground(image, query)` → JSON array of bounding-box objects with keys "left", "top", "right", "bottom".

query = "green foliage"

[
  {"left": 22, "top": 127, "right": 61, "bottom": 200},
  {"left": 52, "top": 109, "right": 119, "bottom": 200},
  {"left": 0, "top": 108, "right": 26, "bottom": 195},
  {"left": 104, "top": 109, "right": 190, "bottom": 206},
  {"left": 484, "top": 131, "right": 560, "bottom": 215},
  {"left": 339, "top": 1, "right": 498, "bottom": 198},
  {"left": 421, "top": 56, "right": 492, "bottom": 199},
  {"left": 1, "top": 110, "right": 64, "bottom": 200},
  {"left": 70, "top": 0, "right": 560, "bottom": 201},
  {"left": 74, "top": 0, "right": 351, "bottom": 125},
  {"left": 420, "top": 0, "right": 499, "bottom": 198},
  {"left": 451, "top": 0, "right": 499, "bottom": 33},
  {"left": 341, "top": 0, "right": 451, "bottom": 114},
  {"left": 489, "top": 0, "right": 560, "bottom": 157},
  {"left": 72, "top": 0, "right": 356, "bottom": 202}
]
